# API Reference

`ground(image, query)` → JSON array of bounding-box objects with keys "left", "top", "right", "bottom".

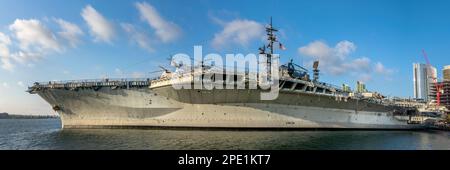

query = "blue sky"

[{"left": 0, "top": 0, "right": 449, "bottom": 115}]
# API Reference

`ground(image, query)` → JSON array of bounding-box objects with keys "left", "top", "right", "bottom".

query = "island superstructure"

[{"left": 28, "top": 20, "right": 427, "bottom": 129}]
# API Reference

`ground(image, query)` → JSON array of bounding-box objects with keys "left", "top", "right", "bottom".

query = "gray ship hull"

[
  {"left": 29, "top": 19, "right": 426, "bottom": 130},
  {"left": 35, "top": 86, "right": 424, "bottom": 129}
]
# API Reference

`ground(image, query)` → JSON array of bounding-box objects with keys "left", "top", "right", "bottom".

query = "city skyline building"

[
  {"left": 413, "top": 63, "right": 437, "bottom": 101},
  {"left": 443, "top": 65, "right": 450, "bottom": 81}
]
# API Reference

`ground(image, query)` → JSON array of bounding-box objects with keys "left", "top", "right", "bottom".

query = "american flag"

[{"left": 279, "top": 43, "right": 286, "bottom": 50}]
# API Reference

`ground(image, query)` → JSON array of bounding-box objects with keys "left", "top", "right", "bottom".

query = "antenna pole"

[
  {"left": 269, "top": 17, "right": 274, "bottom": 55},
  {"left": 266, "top": 17, "right": 278, "bottom": 77},
  {"left": 258, "top": 17, "right": 280, "bottom": 79}
]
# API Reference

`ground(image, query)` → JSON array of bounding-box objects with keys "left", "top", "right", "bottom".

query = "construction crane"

[{"left": 422, "top": 49, "right": 444, "bottom": 107}]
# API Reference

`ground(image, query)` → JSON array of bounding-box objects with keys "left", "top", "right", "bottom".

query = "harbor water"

[{"left": 1, "top": 119, "right": 449, "bottom": 150}]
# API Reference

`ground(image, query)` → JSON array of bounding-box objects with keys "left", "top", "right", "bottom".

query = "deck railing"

[{"left": 30, "top": 78, "right": 158, "bottom": 89}]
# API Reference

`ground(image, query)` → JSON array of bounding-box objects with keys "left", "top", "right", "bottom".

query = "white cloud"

[
  {"left": 1, "top": 58, "right": 14, "bottom": 71},
  {"left": 10, "top": 51, "right": 43, "bottom": 64},
  {"left": 135, "top": 2, "right": 181, "bottom": 43},
  {"left": 0, "top": 32, "right": 13, "bottom": 71},
  {"left": 299, "top": 40, "right": 364, "bottom": 75},
  {"left": 5, "top": 19, "right": 63, "bottom": 71},
  {"left": 0, "top": 32, "right": 11, "bottom": 44},
  {"left": 2, "top": 18, "right": 82, "bottom": 71},
  {"left": 335, "top": 40, "right": 356, "bottom": 58},
  {"left": 54, "top": 18, "right": 84, "bottom": 47},
  {"left": 81, "top": 5, "right": 115, "bottom": 43},
  {"left": 344, "top": 57, "right": 371, "bottom": 72},
  {"left": 298, "top": 40, "right": 333, "bottom": 58},
  {"left": 2, "top": 82, "right": 9, "bottom": 88},
  {"left": 374, "top": 62, "right": 393, "bottom": 75},
  {"left": 207, "top": 10, "right": 239, "bottom": 26},
  {"left": 208, "top": 13, "right": 226, "bottom": 26},
  {"left": 0, "top": 44, "right": 10, "bottom": 60},
  {"left": 212, "top": 19, "right": 264, "bottom": 49},
  {"left": 17, "top": 81, "right": 24, "bottom": 87},
  {"left": 9, "top": 19, "right": 61, "bottom": 52},
  {"left": 358, "top": 73, "right": 372, "bottom": 82},
  {"left": 121, "top": 23, "right": 153, "bottom": 52},
  {"left": 298, "top": 40, "right": 393, "bottom": 82}
]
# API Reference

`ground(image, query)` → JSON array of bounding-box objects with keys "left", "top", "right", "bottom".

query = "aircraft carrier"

[{"left": 28, "top": 20, "right": 426, "bottom": 129}]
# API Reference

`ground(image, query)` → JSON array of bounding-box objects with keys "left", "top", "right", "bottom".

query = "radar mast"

[{"left": 259, "top": 17, "right": 281, "bottom": 77}]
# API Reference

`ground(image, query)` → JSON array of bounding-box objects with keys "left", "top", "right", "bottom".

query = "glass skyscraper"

[{"left": 413, "top": 63, "right": 437, "bottom": 101}]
